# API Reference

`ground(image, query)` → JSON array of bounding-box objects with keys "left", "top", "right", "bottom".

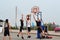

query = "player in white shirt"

[
  {"left": 26, "top": 14, "right": 31, "bottom": 38},
  {"left": 3, "top": 19, "right": 12, "bottom": 40}
]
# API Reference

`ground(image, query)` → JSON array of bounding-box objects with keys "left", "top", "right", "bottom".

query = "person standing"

[
  {"left": 3, "top": 19, "right": 12, "bottom": 40},
  {"left": 17, "top": 14, "right": 24, "bottom": 39},
  {"left": 31, "top": 6, "right": 42, "bottom": 38},
  {"left": 26, "top": 14, "right": 31, "bottom": 38}
]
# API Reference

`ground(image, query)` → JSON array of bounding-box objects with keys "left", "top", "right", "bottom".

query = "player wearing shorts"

[
  {"left": 26, "top": 15, "right": 31, "bottom": 38},
  {"left": 17, "top": 14, "right": 24, "bottom": 39},
  {"left": 3, "top": 19, "right": 12, "bottom": 40}
]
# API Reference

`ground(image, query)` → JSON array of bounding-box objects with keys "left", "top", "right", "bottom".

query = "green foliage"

[
  {"left": 44, "top": 23, "right": 55, "bottom": 31},
  {"left": 22, "top": 26, "right": 37, "bottom": 30},
  {"left": 11, "top": 27, "right": 18, "bottom": 30},
  {"left": 11, "top": 23, "right": 59, "bottom": 31},
  {"left": 31, "top": 26, "right": 37, "bottom": 30}
]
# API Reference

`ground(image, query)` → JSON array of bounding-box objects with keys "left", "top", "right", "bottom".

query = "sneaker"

[
  {"left": 27, "top": 36, "right": 31, "bottom": 38},
  {"left": 42, "top": 36, "right": 45, "bottom": 38},
  {"left": 17, "top": 35, "right": 19, "bottom": 37},
  {"left": 21, "top": 36, "right": 24, "bottom": 39}
]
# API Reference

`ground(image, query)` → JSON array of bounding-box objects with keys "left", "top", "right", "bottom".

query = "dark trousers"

[{"left": 36, "top": 21, "right": 42, "bottom": 38}]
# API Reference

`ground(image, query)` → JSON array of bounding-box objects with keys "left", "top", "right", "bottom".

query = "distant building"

[
  {"left": 0, "top": 19, "right": 4, "bottom": 33},
  {"left": 0, "top": 19, "right": 4, "bottom": 27}
]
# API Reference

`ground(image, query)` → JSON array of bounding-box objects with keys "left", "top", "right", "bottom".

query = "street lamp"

[{"left": 15, "top": 6, "right": 17, "bottom": 28}]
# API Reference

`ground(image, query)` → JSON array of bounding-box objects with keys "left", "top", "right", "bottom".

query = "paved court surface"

[{"left": 0, "top": 32, "right": 60, "bottom": 40}]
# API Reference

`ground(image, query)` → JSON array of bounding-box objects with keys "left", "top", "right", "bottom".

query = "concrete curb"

[{"left": 48, "top": 34, "right": 60, "bottom": 37}]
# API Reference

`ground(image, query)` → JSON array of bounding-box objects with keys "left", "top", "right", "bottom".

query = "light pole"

[{"left": 15, "top": 6, "right": 17, "bottom": 28}]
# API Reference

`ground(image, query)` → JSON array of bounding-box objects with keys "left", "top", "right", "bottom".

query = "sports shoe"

[
  {"left": 21, "top": 36, "right": 24, "bottom": 39},
  {"left": 27, "top": 36, "right": 31, "bottom": 38},
  {"left": 17, "top": 35, "right": 19, "bottom": 37}
]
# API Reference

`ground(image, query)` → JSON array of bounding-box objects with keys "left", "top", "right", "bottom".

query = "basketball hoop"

[{"left": 31, "top": 6, "right": 39, "bottom": 13}]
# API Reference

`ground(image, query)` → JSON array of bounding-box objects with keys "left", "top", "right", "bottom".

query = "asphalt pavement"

[{"left": 0, "top": 32, "right": 60, "bottom": 40}]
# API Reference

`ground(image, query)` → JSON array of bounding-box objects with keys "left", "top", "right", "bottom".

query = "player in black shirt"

[{"left": 17, "top": 14, "right": 24, "bottom": 39}]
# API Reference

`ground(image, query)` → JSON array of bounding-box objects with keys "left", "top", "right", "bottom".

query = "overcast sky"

[{"left": 0, "top": 0, "right": 60, "bottom": 26}]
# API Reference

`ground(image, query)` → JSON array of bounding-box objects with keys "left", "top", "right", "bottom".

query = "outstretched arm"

[{"left": 33, "top": 15, "right": 36, "bottom": 21}]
